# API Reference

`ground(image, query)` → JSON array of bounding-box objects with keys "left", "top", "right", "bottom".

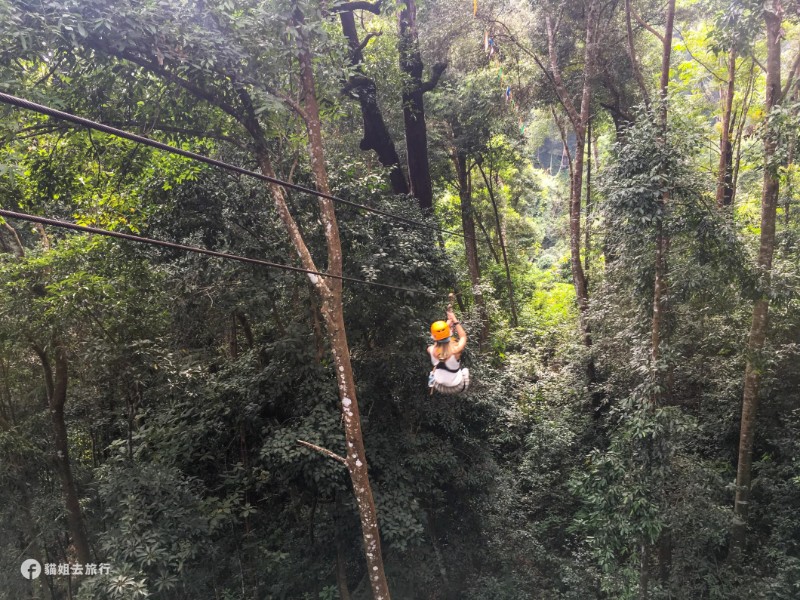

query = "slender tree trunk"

[
  {"left": 286, "top": 15, "right": 391, "bottom": 598},
  {"left": 658, "top": 527, "right": 672, "bottom": 586},
  {"left": 336, "top": 543, "right": 352, "bottom": 600},
  {"left": 474, "top": 212, "right": 500, "bottom": 263},
  {"left": 425, "top": 513, "right": 451, "bottom": 594},
  {"left": 732, "top": 0, "right": 783, "bottom": 553},
  {"left": 585, "top": 117, "right": 592, "bottom": 280},
  {"left": 339, "top": 10, "right": 409, "bottom": 194},
  {"left": 716, "top": 47, "right": 737, "bottom": 208},
  {"left": 34, "top": 343, "right": 92, "bottom": 565},
  {"left": 545, "top": 2, "right": 597, "bottom": 347},
  {"left": 650, "top": 0, "right": 676, "bottom": 391},
  {"left": 456, "top": 151, "right": 488, "bottom": 348},
  {"left": 477, "top": 163, "right": 518, "bottom": 326}
]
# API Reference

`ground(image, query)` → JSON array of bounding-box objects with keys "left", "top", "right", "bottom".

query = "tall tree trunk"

[
  {"left": 732, "top": 0, "right": 783, "bottom": 553},
  {"left": 650, "top": 0, "right": 676, "bottom": 391},
  {"left": 716, "top": 47, "right": 737, "bottom": 208},
  {"left": 455, "top": 151, "right": 488, "bottom": 348},
  {"left": 34, "top": 343, "right": 92, "bottom": 565},
  {"left": 398, "top": 0, "right": 445, "bottom": 211},
  {"left": 282, "top": 13, "right": 391, "bottom": 598},
  {"left": 545, "top": 1, "right": 598, "bottom": 347},
  {"left": 477, "top": 163, "right": 518, "bottom": 327},
  {"left": 584, "top": 117, "right": 592, "bottom": 280},
  {"left": 339, "top": 10, "right": 409, "bottom": 195}
]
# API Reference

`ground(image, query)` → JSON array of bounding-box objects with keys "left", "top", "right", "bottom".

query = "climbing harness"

[{"left": 428, "top": 294, "right": 471, "bottom": 395}]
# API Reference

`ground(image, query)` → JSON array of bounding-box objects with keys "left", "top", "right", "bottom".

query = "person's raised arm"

[{"left": 447, "top": 311, "right": 467, "bottom": 354}]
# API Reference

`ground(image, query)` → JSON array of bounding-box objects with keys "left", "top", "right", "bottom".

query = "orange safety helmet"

[{"left": 430, "top": 320, "right": 451, "bottom": 341}]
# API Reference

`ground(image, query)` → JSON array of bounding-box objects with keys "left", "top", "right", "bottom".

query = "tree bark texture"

[
  {"left": 339, "top": 10, "right": 409, "bottom": 195},
  {"left": 398, "top": 0, "right": 434, "bottom": 211},
  {"left": 732, "top": 0, "right": 783, "bottom": 552},
  {"left": 272, "top": 16, "right": 391, "bottom": 598}
]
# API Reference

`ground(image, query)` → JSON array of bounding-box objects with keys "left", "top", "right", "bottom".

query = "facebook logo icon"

[{"left": 20, "top": 559, "right": 41, "bottom": 580}]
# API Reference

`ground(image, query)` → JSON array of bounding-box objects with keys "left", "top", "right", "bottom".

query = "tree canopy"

[{"left": 1, "top": 0, "right": 800, "bottom": 598}]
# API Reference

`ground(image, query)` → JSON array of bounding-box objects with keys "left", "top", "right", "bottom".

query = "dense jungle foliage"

[{"left": 1, "top": 0, "right": 799, "bottom": 598}]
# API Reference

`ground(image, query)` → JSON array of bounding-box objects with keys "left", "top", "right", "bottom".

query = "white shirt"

[{"left": 430, "top": 350, "right": 463, "bottom": 387}]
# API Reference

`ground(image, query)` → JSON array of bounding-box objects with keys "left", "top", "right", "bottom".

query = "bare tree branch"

[
  {"left": 419, "top": 62, "right": 448, "bottom": 93},
  {"left": 0, "top": 221, "right": 25, "bottom": 258},
  {"left": 355, "top": 31, "right": 381, "bottom": 54},
  {"left": 297, "top": 440, "right": 347, "bottom": 465},
  {"left": 631, "top": 5, "right": 664, "bottom": 43}
]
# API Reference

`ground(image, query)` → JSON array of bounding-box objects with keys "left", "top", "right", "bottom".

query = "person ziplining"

[{"left": 427, "top": 297, "right": 470, "bottom": 395}]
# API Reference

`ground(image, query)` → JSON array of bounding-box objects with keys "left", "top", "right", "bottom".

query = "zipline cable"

[
  {"left": 0, "top": 91, "right": 476, "bottom": 242},
  {"left": 0, "top": 209, "right": 436, "bottom": 296}
]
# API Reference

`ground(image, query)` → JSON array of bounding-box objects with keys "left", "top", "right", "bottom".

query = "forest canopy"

[{"left": 1, "top": 0, "right": 799, "bottom": 598}]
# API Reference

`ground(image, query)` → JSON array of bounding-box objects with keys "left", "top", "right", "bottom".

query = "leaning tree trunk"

[
  {"left": 269, "top": 13, "right": 391, "bottom": 598},
  {"left": 732, "top": 0, "right": 783, "bottom": 554},
  {"left": 339, "top": 9, "right": 409, "bottom": 195}
]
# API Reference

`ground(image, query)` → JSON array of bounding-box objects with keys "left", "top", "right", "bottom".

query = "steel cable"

[
  {"left": 0, "top": 209, "right": 436, "bottom": 295},
  {"left": 0, "top": 91, "right": 475, "bottom": 242}
]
